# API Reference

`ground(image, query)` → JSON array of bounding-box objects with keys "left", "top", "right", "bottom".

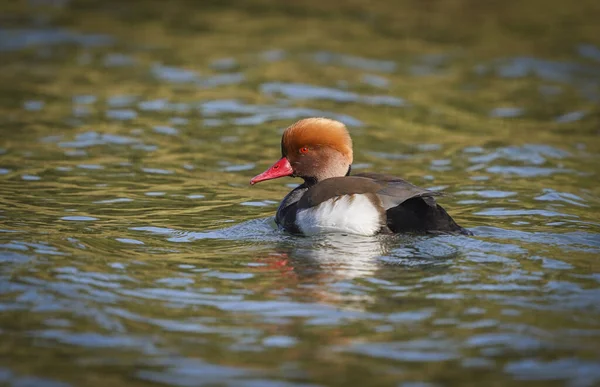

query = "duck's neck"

[
  {"left": 301, "top": 176, "right": 318, "bottom": 187},
  {"left": 301, "top": 165, "right": 352, "bottom": 188}
]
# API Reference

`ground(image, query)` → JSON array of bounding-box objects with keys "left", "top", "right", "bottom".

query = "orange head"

[{"left": 250, "top": 118, "right": 353, "bottom": 185}]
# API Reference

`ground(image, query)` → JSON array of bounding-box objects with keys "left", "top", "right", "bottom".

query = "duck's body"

[
  {"left": 251, "top": 118, "right": 471, "bottom": 237},
  {"left": 276, "top": 173, "right": 469, "bottom": 236}
]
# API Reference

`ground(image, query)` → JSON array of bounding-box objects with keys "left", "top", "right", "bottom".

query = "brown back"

[{"left": 298, "top": 173, "right": 440, "bottom": 210}]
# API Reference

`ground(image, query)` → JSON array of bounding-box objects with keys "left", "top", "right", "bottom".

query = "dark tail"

[{"left": 386, "top": 197, "right": 472, "bottom": 235}]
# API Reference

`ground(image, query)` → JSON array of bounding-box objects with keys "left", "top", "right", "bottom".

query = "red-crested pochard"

[{"left": 250, "top": 118, "right": 471, "bottom": 236}]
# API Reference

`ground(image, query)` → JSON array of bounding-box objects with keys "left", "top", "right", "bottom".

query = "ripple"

[
  {"left": 93, "top": 198, "right": 133, "bottom": 204},
  {"left": 456, "top": 190, "right": 517, "bottom": 198},
  {"left": 104, "top": 53, "right": 136, "bottom": 67},
  {"left": 0, "top": 371, "right": 70, "bottom": 387},
  {"left": 313, "top": 51, "right": 397, "bottom": 73},
  {"left": 361, "top": 74, "right": 390, "bottom": 88},
  {"left": 77, "top": 164, "right": 104, "bottom": 170},
  {"left": 532, "top": 256, "right": 574, "bottom": 270},
  {"left": 210, "top": 57, "right": 238, "bottom": 71},
  {"left": 130, "top": 218, "right": 278, "bottom": 243},
  {"left": 262, "top": 335, "right": 297, "bottom": 348},
  {"left": 261, "top": 82, "right": 407, "bottom": 106},
  {"left": 60, "top": 216, "right": 98, "bottom": 221},
  {"left": 470, "top": 144, "right": 570, "bottom": 165},
  {"left": 33, "top": 329, "right": 158, "bottom": 352},
  {"left": 200, "top": 73, "right": 245, "bottom": 88},
  {"left": 200, "top": 99, "right": 363, "bottom": 127},
  {"left": 365, "top": 151, "right": 411, "bottom": 160},
  {"left": 505, "top": 358, "right": 600, "bottom": 386},
  {"left": 138, "top": 99, "right": 168, "bottom": 111},
  {"left": 141, "top": 168, "right": 174, "bottom": 175},
  {"left": 489, "top": 107, "right": 523, "bottom": 118},
  {"left": 73, "top": 95, "right": 97, "bottom": 104},
  {"left": 21, "top": 174, "right": 41, "bottom": 181},
  {"left": 106, "top": 109, "right": 137, "bottom": 120},
  {"left": 170, "top": 117, "right": 189, "bottom": 125},
  {"left": 108, "top": 95, "right": 137, "bottom": 108},
  {"left": 535, "top": 189, "right": 588, "bottom": 207},
  {"left": 410, "top": 53, "right": 450, "bottom": 77},
  {"left": 556, "top": 111, "right": 586, "bottom": 123},
  {"left": 151, "top": 64, "right": 199, "bottom": 83},
  {"left": 0, "top": 28, "right": 113, "bottom": 52},
  {"left": 155, "top": 277, "right": 194, "bottom": 286},
  {"left": 388, "top": 309, "right": 434, "bottom": 323},
  {"left": 486, "top": 166, "right": 572, "bottom": 177},
  {"left": 115, "top": 238, "right": 144, "bottom": 245},
  {"left": 494, "top": 56, "right": 600, "bottom": 83},
  {"left": 474, "top": 227, "right": 600, "bottom": 252},
  {"left": 223, "top": 163, "right": 255, "bottom": 172},
  {"left": 72, "top": 105, "right": 90, "bottom": 117},
  {"left": 0, "top": 251, "right": 32, "bottom": 264},
  {"left": 474, "top": 208, "right": 576, "bottom": 218},
  {"left": 132, "top": 144, "right": 158, "bottom": 152},
  {"left": 137, "top": 357, "right": 250, "bottom": 387},
  {"left": 466, "top": 333, "right": 543, "bottom": 350},
  {"left": 344, "top": 340, "right": 458, "bottom": 362},
  {"left": 153, "top": 126, "right": 179, "bottom": 135},
  {"left": 59, "top": 132, "right": 140, "bottom": 148},
  {"left": 578, "top": 44, "right": 600, "bottom": 62},
  {"left": 204, "top": 271, "right": 254, "bottom": 280},
  {"left": 23, "top": 100, "right": 45, "bottom": 111},
  {"left": 240, "top": 201, "right": 275, "bottom": 207},
  {"left": 260, "top": 49, "right": 285, "bottom": 62}
]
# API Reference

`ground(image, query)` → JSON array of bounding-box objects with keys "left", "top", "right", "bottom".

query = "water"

[{"left": 1, "top": 1, "right": 600, "bottom": 386}]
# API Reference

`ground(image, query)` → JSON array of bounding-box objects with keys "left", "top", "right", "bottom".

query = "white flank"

[{"left": 296, "top": 194, "right": 382, "bottom": 236}]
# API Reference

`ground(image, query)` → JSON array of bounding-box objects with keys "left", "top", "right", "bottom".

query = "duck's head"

[{"left": 250, "top": 118, "right": 353, "bottom": 186}]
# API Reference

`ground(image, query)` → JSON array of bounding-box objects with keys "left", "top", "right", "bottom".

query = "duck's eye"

[{"left": 299, "top": 147, "right": 309, "bottom": 154}]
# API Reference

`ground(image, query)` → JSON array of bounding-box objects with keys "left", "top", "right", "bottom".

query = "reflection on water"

[{"left": 1, "top": 0, "right": 600, "bottom": 386}]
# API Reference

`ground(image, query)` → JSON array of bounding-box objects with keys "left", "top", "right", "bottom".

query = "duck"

[{"left": 250, "top": 118, "right": 471, "bottom": 237}]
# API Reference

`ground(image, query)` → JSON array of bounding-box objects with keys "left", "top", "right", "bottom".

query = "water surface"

[{"left": 1, "top": 1, "right": 600, "bottom": 386}]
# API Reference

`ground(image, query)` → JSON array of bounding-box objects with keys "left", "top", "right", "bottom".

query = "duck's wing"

[
  {"left": 297, "top": 176, "right": 385, "bottom": 208},
  {"left": 353, "top": 173, "right": 471, "bottom": 235},
  {"left": 352, "top": 172, "right": 441, "bottom": 210},
  {"left": 297, "top": 174, "right": 439, "bottom": 209}
]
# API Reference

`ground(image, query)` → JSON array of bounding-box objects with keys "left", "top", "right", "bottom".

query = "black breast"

[{"left": 275, "top": 184, "right": 308, "bottom": 234}]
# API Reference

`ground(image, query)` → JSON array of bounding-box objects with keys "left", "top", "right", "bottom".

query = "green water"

[{"left": 1, "top": 1, "right": 600, "bottom": 386}]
